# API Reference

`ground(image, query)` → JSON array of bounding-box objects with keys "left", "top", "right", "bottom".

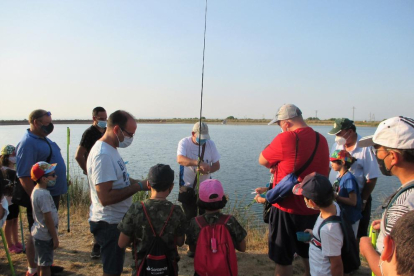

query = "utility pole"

[
  {"left": 315, "top": 110, "right": 318, "bottom": 120},
  {"left": 352, "top": 107, "right": 356, "bottom": 121}
]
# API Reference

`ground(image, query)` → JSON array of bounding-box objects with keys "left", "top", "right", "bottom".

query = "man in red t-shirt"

[{"left": 255, "top": 104, "right": 329, "bottom": 276}]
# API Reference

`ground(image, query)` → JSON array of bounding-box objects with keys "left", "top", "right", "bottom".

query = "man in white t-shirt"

[
  {"left": 177, "top": 122, "right": 220, "bottom": 222},
  {"left": 328, "top": 118, "right": 379, "bottom": 239},
  {"left": 359, "top": 116, "right": 414, "bottom": 276},
  {"left": 87, "top": 110, "right": 149, "bottom": 276}
]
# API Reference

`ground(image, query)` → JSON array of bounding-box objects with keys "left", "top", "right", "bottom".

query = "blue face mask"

[
  {"left": 97, "top": 120, "right": 107, "bottom": 128},
  {"left": 196, "top": 137, "right": 207, "bottom": 145}
]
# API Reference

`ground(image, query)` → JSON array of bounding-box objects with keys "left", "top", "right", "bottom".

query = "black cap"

[
  {"left": 148, "top": 164, "right": 174, "bottom": 190},
  {"left": 292, "top": 172, "right": 333, "bottom": 202}
]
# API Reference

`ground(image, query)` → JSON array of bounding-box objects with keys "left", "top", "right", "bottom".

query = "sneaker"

[
  {"left": 25, "top": 271, "right": 37, "bottom": 276},
  {"left": 187, "top": 250, "right": 195, "bottom": 258},
  {"left": 50, "top": 265, "right": 64, "bottom": 274},
  {"left": 9, "top": 245, "right": 22, "bottom": 254},
  {"left": 90, "top": 243, "right": 101, "bottom": 259},
  {"left": 15, "top": 242, "right": 23, "bottom": 249}
]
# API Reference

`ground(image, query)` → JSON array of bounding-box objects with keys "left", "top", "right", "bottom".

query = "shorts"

[
  {"left": 268, "top": 206, "right": 318, "bottom": 266},
  {"left": 6, "top": 203, "right": 19, "bottom": 220},
  {"left": 33, "top": 238, "right": 54, "bottom": 266},
  {"left": 89, "top": 221, "right": 125, "bottom": 275}
]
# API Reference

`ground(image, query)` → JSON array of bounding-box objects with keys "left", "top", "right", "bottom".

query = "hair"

[
  {"left": 347, "top": 124, "right": 356, "bottom": 132},
  {"left": 385, "top": 148, "right": 414, "bottom": 164},
  {"left": 197, "top": 196, "right": 228, "bottom": 211},
  {"left": 306, "top": 190, "right": 334, "bottom": 208},
  {"left": 0, "top": 155, "right": 10, "bottom": 167},
  {"left": 390, "top": 211, "right": 414, "bottom": 276},
  {"left": 92, "top": 107, "right": 106, "bottom": 117},
  {"left": 152, "top": 182, "right": 173, "bottom": 192},
  {"left": 107, "top": 110, "right": 135, "bottom": 129},
  {"left": 343, "top": 157, "right": 357, "bottom": 170},
  {"left": 28, "top": 109, "right": 47, "bottom": 124}
]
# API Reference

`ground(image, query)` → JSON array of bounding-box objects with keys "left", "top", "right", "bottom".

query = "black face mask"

[
  {"left": 376, "top": 154, "right": 393, "bottom": 176},
  {"left": 41, "top": 123, "right": 54, "bottom": 135}
]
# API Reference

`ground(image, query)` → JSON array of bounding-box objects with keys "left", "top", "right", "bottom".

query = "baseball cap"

[
  {"left": 1, "top": 145, "right": 15, "bottom": 156},
  {"left": 268, "top": 104, "right": 302, "bottom": 125},
  {"left": 328, "top": 118, "right": 354, "bottom": 135},
  {"left": 199, "top": 179, "right": 224, "bottom": 203},
  {"left": 330, "top": 150, "right": 354, "bottom": 163},
  {"left": 148, "top": 164, "right": 174, "bottom": 190},
  {"left": 358, "top": 116, "right": 414, "bottom": 149},
  {"left": 31, "top": 161, "right": 57, "bottom": 182},
  {"left": 192, "top": 122, "right": 210, "bottom": 140},
  {"left": 292, "top": 172, "right": 333, "bottom": 202}
]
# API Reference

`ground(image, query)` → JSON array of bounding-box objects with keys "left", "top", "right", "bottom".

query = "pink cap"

[{"left": 199, "top": 179, "right": 224, "bottom": 203}]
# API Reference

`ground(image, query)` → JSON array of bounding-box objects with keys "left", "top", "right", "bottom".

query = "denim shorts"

[
  {"left": 89, "top": 221, "right": 126, "bottom": 275},
  {"left": 33, "top": 238, "right": 54, "bottom": 267}
]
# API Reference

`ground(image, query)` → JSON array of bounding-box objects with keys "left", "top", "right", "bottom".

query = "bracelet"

[
  {"left": 363, "top": 199, "right": 368, "bottom": 204},
  {"left": 138, "top": 182, "right": 143, "bottom": 190}
]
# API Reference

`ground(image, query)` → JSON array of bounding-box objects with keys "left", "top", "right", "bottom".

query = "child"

[
  {"left": 292, "top": 172, "right": 343, "bottom": 276},
  {"left": 118, "top": 164, "right": 186, "bottom": 276},
  {"left": 330, "top": 149, "right": 362, "bottom": 237},
  {"left": 1, "top": 144, "right": 22, "bottom": 253},
  {"left": 186, "top": 179, "right": 247, "bottom": 276},
  {"left": 30, "top": 161, "right": 59, "bottom": 276}
]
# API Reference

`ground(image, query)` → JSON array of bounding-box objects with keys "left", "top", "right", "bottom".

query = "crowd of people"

[{"left": 0, "top": 105, "right": 413, "bottom": 276}]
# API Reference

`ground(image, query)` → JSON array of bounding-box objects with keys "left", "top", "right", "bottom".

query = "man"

[
  {"left": 254, "top": 104, "right": 329, "bottom": 276},
  {"left": 87, "top": 110, "right": 149, "bottom": 276},
  {"left": 177, "top": 122, "right": 220, "bottom": 221},
  {"left": 358, "top": 116, "right": 414, "bottom": 276},
  {"left": 75, "top": 106, "right": 107, "bottom": 259},
  {"left": 15, "top": 109, "right": 67, "bottom": 276},
  {"left": 328, "top": 118, "right": 379, "bottom": 239},
  {"left": 374, "top": 211, "right": 414, "bottom": 276}
]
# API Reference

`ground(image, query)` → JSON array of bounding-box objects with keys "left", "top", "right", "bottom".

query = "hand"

[
  {"left": 362, "top": 201, "right": 367, "bottom": 211},
  {"left": 269, "top": 167, "right": 276, "bottom": 174},
  {"left": 371, "top": 219, "right": 381, "bottom": 231},
  {"left": 254, "top": 194, "right": 266, "bottom": 204},
  {"left": 53, "top": 237, "right": 59, "bottom": 249},
  {"left": 198, "top": 162, "right": 211, "bottom": 174},
  {"left": 304, "top": 229, "right": 313, "bottom": 236},
  {"left": 359, "top": 236, "right": 373, "bottom": 257},
  {"left": 255, "top": 187, "right": 267, "bottom": 194}
]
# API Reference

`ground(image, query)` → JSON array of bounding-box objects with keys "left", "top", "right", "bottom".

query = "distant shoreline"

[{"left": 0, "top": 119, "right": 380, "bottom": 127}]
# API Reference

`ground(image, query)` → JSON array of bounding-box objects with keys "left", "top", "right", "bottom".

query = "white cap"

[
  {"left": 268, "top": 104, "right": 302, "bottom": 125},
  {"left": 192, "top": 122, "right": 210, "bottom": 140},
  {"left": 358, "top": 116, "right": 414, "bottom": 149}
]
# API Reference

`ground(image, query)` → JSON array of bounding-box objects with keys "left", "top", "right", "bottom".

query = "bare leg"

[
  {"left": 39, "top": 266, "right": 51, "bottom": 276},
  {"left": 4, "top": 220, "right": 14, "bottom": 247},
  {"left": 301, "top": 258, "right": 311, "bottom": 276},
  {"left": 274, "top": 264, "right": 293, "bottom": 276},
  {"left": 26, "top": 233, "right": 37, "bottom": 268}
]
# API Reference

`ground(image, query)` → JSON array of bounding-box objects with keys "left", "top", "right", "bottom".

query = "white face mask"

[
  {"left": 9, "top": 156, "right": 17, "bottom": 163},
  {"left": 116, "top": 130, "right": 134, "bottom": 148},
  {"left": 335, "top": 131, "right": 350, "bottom": 146}
]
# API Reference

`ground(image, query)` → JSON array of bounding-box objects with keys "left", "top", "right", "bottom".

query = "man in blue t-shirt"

[{"left": 16, "top": 109, "right": 67, "bottom": 276}]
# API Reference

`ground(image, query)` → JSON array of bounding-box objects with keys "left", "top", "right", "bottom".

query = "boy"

[
  {"left": 118, "top": 164, "right": 186, "bottom": 276},
  {"left": 186, "top": 179, "right": 247, "bottom": 276},
  {"left": 292, "top": 172, "right": 343, "bottom": 276},
  {"left": 30, "top": 161, "right": 59, "bottom": 276}
]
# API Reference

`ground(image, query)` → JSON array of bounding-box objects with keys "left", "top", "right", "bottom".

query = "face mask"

[
  {"left": 41, "top": 123, "right": 54, "bottom": 135},
  {"left": 97, "top": 120, "right": 107, "bottom": 128},
  {"left": 47, "top": 179, "right": 57, "bottom": 187},
  {"left": 196, "top": 137, "right": 207, "bottom": 145},
  {"left": 9, "top": 156, "right": 17, "bottom": 163},
  {"left": 335, "top": 130, "right": 351, "bottom": 146},
  {"left": 116, "top": 130, "right": 134, "bottom": 148},
  {"left": 376, "top": 153, "right": 393, "bottom": 176}
]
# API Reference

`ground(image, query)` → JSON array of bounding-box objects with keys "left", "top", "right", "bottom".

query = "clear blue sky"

[{"left": 1, "top": 1, "right": 413, "bottom": 121}]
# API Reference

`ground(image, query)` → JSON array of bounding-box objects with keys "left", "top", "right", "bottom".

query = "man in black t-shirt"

[{"left": 75, "top": 106, "right": 107, "bottom": 259}]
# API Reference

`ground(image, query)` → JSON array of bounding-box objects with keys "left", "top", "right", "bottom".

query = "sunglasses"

[
  {"left": 35, "top": 111, "right": 52, "bottom": 120},
  {"left": 44, "top": 173, "right": 56, "bottom": 178}
]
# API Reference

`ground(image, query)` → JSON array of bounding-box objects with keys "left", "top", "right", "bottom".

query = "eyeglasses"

[
  {"left": 34, "top": 111, "right": 52, "bottom": 120},
  {"left": 372, "top": 146, "right": 389, "bottom": 156},
  {"left": 121, "top": 128, "right": 135, "bottom": 138},
  {"left": 44, "top": 173, "right": 56, "bottom": 178}
]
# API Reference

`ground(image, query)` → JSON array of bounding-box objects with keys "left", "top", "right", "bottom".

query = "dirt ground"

[{"left": 0, "top": 212, "right": 372, "bottom": 276}]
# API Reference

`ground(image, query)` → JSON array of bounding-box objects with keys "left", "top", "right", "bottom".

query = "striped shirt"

[{"left": 376, "top": 179, "right": 414, "bottom": 253}]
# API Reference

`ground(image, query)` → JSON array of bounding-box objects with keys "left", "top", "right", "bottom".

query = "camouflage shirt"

[
  {"left": 118, "top": 199, "right": 186, "bottom": 269},
  {"left": 185, "top": 212, "right": 247, "bottom": 247}
]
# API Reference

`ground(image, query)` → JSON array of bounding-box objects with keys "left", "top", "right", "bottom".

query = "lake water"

[{"left": 0, "top": 123, "right": 400, "bottom": 226}]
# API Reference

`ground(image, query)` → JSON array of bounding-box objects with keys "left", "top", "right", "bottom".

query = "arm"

[
  {"left": 177, "top": 155, "right": 211, "bottom": 173},
  {"left": 336, "top": 191, "right": 357, "bottom": 206},
  {"left": 118, "top": 232, "right": 131, "bottom": 249},
  {"left": 19, "top": 177, "right": 35, "bottom": 196},
  {"left": 96, "top": 181, "right": 140, "bottom": 206},
  {"left": 75, "top": 146, "right": 88, "bottom": 174},
  {"left": 44, "top": 212, "right": 59, "bottom": 249},
  {"left": 129, "top": 178, "right": 150, "bottom": 191},
  {"left": 235, "top": 238, "right": 246, "bottom": 252},
  {"left": 328, "top": 255, "right": 343, "bottom": 276},
  {"left": 210, "top": 161, "right": 220, "bottom": 173},
  {"left": 360, "top": 236, "right": 381, "bottom": 276},
  {"left": 258, "top": 153, "right": 270, "bottom": 167}
]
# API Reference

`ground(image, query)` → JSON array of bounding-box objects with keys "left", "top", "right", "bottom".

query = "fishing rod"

[
  {"left": 66, "top": 127, "right": 70, "bottom": 232},
  {"left": 195, "top": 0, "right": 208, "bottom": 215}
]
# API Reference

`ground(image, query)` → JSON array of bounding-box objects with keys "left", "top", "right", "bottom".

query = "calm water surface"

[{"left": 0, "top": 124, "right": 399, "bottom": 226}]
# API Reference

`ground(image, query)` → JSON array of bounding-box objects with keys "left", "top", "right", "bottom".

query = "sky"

[{"left": 0, "top": 1, "right": 413, "bottom": 121}]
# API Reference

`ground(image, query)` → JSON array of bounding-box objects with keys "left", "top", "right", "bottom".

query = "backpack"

[
  {"left": 315, "top": 210, "right": 360, "bottom": 274},
  {"left": 135, "top": 202, "right": 177, "bottom": 276},
  {"left": 194, "top": 215, "right": 238, "bottom": 276}
]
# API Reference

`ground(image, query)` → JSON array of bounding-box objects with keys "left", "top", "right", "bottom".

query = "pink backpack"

[{"left": 194, "top": 215, "right": 238, "bottom": 276}]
